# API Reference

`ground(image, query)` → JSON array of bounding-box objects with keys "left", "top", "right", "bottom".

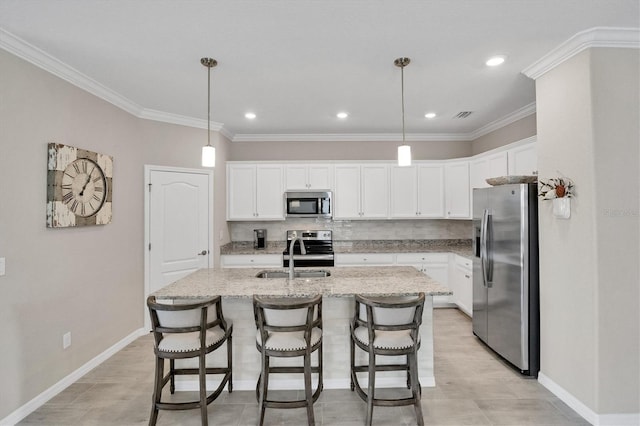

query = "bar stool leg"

[
  {"left": 409, "top": 351, "right": 424, "bottom": 426},
  {"left": 366, "top": 352, "right": 375, "bottom": 426},
  {"left": 303, "top": 352, "right": 315, "bottom": 425},
  {"left": 258, "top": 355, "right": 269, "bottom": 426},
  {"left": 150, "top": 356, "right": 163, "bottom": 426},
  {"left": 227, "top": 337, "right": 233, "bottom": 392},
  {"left": 199, "top": 352, "right": 208, "bottom": 426}
]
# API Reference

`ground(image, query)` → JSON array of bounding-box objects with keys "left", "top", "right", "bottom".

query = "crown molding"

[
  {"left": 0, "top": 28, "right": 144, "bottom": 117},
  {"left": 138, "top": 108, "right": 223, "bottom": 131},
  {"left": 467, "top": 102, "right": 537, "bottom": 140},
  {"left": 523, "top": 27, "right": 640, "bottom": 80},
  {"left": 230, "top": 132, "right": 472, "bottom": 143}
]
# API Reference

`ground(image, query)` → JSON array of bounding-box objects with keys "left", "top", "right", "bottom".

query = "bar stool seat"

[
  {"left": 254, "top": 295, "right": 323, "bottom": 426},
  {"left": 350, "top": 293, "right": 425, "bottom": 426},
  {"left": 147, "top": 296, "right": 233, "bottom": 426}
]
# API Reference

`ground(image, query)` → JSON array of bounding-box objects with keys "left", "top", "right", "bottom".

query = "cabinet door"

[
  {"left": 227, "top": 164, "right": 256, "bottom": 220},
  {"left": 390, "top": 166, "right": 418, "bottom": 218},
  {"left": 285, "top": 165, "right": 308, "bottom": 190},
  {"left": 423, "top": 262, "right": 452, "bottom": 306},
  {"left": 307, "top": 164, "right": 333, "bottom": 189},
  {"left": 444, "top": 161, "right": 470, "bottom": 219},
  {"left": 334, "top": 165, "right": 362, "bottom": 219},
  {"left": 255, "top": 165, "right": 284, "bottom": 219},
  {"left": 487, "top": 152, "right": 508, "bottom": 179},
  {"left": 361, "top": 164, "right": 389, "bottom": 218},
  {"left": 417, "top": 164, "right": 445, "bottom": 218},
  {"left": 508, "top": 143, "right": 537, "bottom": 175},
  {"left": 470, "top": 157, "right": 489, "bottom": 190}
]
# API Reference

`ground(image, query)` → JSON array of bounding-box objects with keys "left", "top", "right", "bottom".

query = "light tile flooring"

[{"left": 18, "top": 308, "right": 588, "bottom": 425}]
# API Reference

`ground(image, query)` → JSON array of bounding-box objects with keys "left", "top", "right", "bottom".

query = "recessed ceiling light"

[
  {"left": 486, "top": 56, "right": 506, "bottom": 67},
  {"left": 245, "top": 112, "right": 256, "bottom": 119},
  {"left": 425, "top": 112, "right": 436, "bottom": 119},
  {"left": 336, "top": 112, "right": 348, "bottom": 119}
]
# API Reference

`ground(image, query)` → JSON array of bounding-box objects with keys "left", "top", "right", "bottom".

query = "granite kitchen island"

[{"left": 153, "top": 266, "right": 451, "bottom": 391}]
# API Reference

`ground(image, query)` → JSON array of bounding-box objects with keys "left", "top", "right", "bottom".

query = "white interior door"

[{"left": 147, "top": 168, "right": 212, "bottom": 297}]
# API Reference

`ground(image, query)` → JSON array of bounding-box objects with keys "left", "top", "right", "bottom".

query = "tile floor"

[{"left": 18, "top": 308, "right": 588, "bottom": 425}]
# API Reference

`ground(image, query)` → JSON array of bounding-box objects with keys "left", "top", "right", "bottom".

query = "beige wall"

[
  {"left": 471, "top": 114, "right": 537, "bottom": 155},
  {"left": 536, "top": 47, "right": 639, "bottom": 415},
  {"left": 230, "top": 139, "right": 472, "bottom": 161},
  {"left": 0, "top": 49, "right": 230, "bottom": 419}
]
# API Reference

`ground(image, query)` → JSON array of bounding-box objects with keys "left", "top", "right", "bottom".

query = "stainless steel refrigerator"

[{"left": 472, "top": 183, "right": 539, "bottom": 377}]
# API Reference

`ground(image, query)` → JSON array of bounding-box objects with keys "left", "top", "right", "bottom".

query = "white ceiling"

[{"left": 0, "top": 0, "right": 638, "bottom": 141}]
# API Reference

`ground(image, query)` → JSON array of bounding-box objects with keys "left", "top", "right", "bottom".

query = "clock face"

[{"left": 61, "top": 158, "right": 107, "bottom": 217}]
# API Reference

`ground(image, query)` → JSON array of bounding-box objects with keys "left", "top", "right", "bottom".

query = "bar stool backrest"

[{"left": 355, "top": 293, "right": 425, "bottom": 333}]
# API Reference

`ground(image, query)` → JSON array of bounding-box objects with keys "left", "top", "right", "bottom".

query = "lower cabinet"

[
  {"left": 220, "top": 254, "right": 282, "bottom": 268},
  {"left": 334, "top": 253, "right": 394, "bottom": 266},
  {"left": 396, "top": 253, "right": 453, "bottom": 307},
  {"left": 449, "top": 254, "right": 472, "bottom": 316}
]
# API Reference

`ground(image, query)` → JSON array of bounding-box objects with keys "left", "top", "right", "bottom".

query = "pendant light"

[
  {"left": 395, "top": 57, "right": 412, "bottom": 167},
  {"left": 201, "top": 57, "right": 217, "bottom": 167}
]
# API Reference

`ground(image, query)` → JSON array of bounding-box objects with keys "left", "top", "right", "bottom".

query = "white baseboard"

[
  {"left": 0, "top": 328, "right": 147, "bottom": 426},
  {"left": 538, "top": 371, "right": 640, "bottom": 426}
]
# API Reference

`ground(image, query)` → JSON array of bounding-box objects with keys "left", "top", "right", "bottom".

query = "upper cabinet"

[
  {"left": 508, "top": 142, "right": 537, "bottom": 176},
  {"left": 470, "top": 151, "right": 508, "bottom": 189},
  {"left": 390, "top": 164, "right": 445, "bottom": 218},
  {"left": 285, "top": 163, "right": 333, "bottom": 190},
  {"left": 444, "top": 161, "right": 471, "bottom": 219},
  {"left": 227, "top": 163, "right": 284, "bottom": 220},
  {"left": 334, "top": 164, "right": 389, "bottom": 219}
]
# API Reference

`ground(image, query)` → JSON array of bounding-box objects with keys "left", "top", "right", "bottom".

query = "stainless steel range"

[{"left": 282, "top": 230, "right": 334, "bottom": 267}]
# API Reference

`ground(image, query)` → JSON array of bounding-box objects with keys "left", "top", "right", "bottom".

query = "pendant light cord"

[
  {"left": 401, "top": 63, "right": 405, "bottom": 144},
  {"left": 207, "top": 63, "right": 211, "bottom": 147}
]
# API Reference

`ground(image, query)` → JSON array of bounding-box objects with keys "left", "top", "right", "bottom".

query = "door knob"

[{"left": 198, "top": 250, "right": 208, "bottom": 256}]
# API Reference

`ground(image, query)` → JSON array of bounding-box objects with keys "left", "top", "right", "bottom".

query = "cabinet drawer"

[
  {"left": 454, "top": 254, "right": 472, "bottom": 270},
  {"left": 220, "top": 254, "right": 282, "bottom": 268},
  {"left": 396, "top": 253, "right": 449, "bottom": 264},
  {"left": 335, "top": 253, "right": 394, "bottom": 266}
]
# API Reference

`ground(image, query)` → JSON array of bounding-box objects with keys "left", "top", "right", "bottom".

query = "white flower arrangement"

[{"left": 538, "top": 177, "right": 575, "bottom": 200}]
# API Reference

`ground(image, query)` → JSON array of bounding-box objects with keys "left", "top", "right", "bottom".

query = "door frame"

[{"left": 143, "top": 165, "right": 214, "bottom": 330}]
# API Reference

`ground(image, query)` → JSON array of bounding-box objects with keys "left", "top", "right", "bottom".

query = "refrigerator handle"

[
  {"left": 480, "top": 209, "right": 488, "bottom": 288},
  {"left": 481, "top": 209, "right": 494, "bottom": 288}
]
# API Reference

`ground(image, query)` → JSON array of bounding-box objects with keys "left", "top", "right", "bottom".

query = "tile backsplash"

[{"left": 230, "top": 219, "right": 472, "bottom": 241}]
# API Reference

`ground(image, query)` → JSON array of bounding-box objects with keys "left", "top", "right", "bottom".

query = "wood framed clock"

[{"left": 47, "top": 143, "right": 113, "bottom": 228}]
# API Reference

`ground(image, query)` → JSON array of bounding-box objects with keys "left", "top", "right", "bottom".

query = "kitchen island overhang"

[{"left": 152, "top": 266, "right": 451, "bottom": 391}]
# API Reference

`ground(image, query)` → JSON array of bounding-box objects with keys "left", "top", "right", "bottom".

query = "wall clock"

[{"left": 46, "top": 143, "right": 113, "bottom": 228}]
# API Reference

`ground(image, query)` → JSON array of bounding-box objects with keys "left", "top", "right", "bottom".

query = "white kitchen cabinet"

[
  {"left": 335, "top": 253, "right": 394, "bottom": 266},
  {"left": 220, "top": 254, "right": 282, "bottom": 268},
  {"left": 396, "top": 253, "right": 452, "bottom": 306},
  {"left": 285, "top": 163, "right": 333, "bottom": 190},
  {"left": 470, "top": 151, "right": 508, "bottom": 190},
  {"left": 390, "top": 163, "right": 445, "bottom": 218},
  {"left": 334, "top": 164, "right": 389, "bottom": 219},
  {"left": 227, "top": 163, "right": 284, "bottom": 220},
  {"left": 444, "top": 161, "right": 471, "bottom": 219},
  {"left": 449, "top": 254, "right": 472, "bottom": 316},
  {"left": 508, "top": 143, "right": 537, "bottom": 176}
]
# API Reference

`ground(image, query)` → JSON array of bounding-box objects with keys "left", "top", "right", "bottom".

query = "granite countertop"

[
  {"left": 220, "top": 239, "right": 473, "bottom": 258},
  {"left": 152, "top": 266, "right": 452, "bottom": 299}
]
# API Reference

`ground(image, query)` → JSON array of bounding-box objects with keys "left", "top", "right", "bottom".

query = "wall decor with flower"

[{"left": 538, "top": 177, "right": 575, "bottom": 219}]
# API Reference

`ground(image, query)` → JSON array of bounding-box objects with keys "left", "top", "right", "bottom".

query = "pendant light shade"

[
  {"left": 201, "top": 57, "right": 217, "bottom": 167},
  {"left": 395, "top": 57, "right": 412, "bottom": 167},
  {"left": 202, "top": 145, "right": 216, "bottom": 167},
  {"left": 398, "top": 145, "right": 412, "bottom": 167}
]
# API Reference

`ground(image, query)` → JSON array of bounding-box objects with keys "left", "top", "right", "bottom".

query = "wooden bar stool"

[
  {"left": 147, "top": 296, "right": 233, "bottom": 426},
  {"left": 350, "top": 293, "right": 425, "bottom": 426},
  {"left": 253, "top": 295, "right": 323, "bottom": 426}
]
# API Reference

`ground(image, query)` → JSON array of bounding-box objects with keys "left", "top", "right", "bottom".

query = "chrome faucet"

[{"left": 288, "top": 231, "right": 306, "bottom": 279}]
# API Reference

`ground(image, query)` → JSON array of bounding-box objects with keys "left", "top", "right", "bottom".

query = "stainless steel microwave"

[{"left": 285, "top": 191, "right": 332, "bottom": 218}]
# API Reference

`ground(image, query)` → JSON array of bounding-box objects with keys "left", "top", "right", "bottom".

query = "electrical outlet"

[
  {"left": 63, "top": 332, "right": 71, "bottom": 349},
  {"left": 0, "top": 257, "right": 5, "bottom": 276}
]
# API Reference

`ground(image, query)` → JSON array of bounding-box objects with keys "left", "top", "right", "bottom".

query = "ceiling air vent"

[{"left": 454, "top": 111, "right": 473, "bottom": 119}]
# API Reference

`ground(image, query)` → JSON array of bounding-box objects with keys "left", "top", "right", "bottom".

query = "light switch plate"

[{"left": 0, "top": 257, "right": 5, "bottom": 276}]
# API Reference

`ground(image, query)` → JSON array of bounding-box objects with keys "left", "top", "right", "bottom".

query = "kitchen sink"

[{"left": 255, "top": 269, "right": 331, "bottom": 279}]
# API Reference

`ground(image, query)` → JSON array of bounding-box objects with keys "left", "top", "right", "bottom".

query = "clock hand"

[{"left": 78, "top": 167, "right": 94, "bottom": 196}]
